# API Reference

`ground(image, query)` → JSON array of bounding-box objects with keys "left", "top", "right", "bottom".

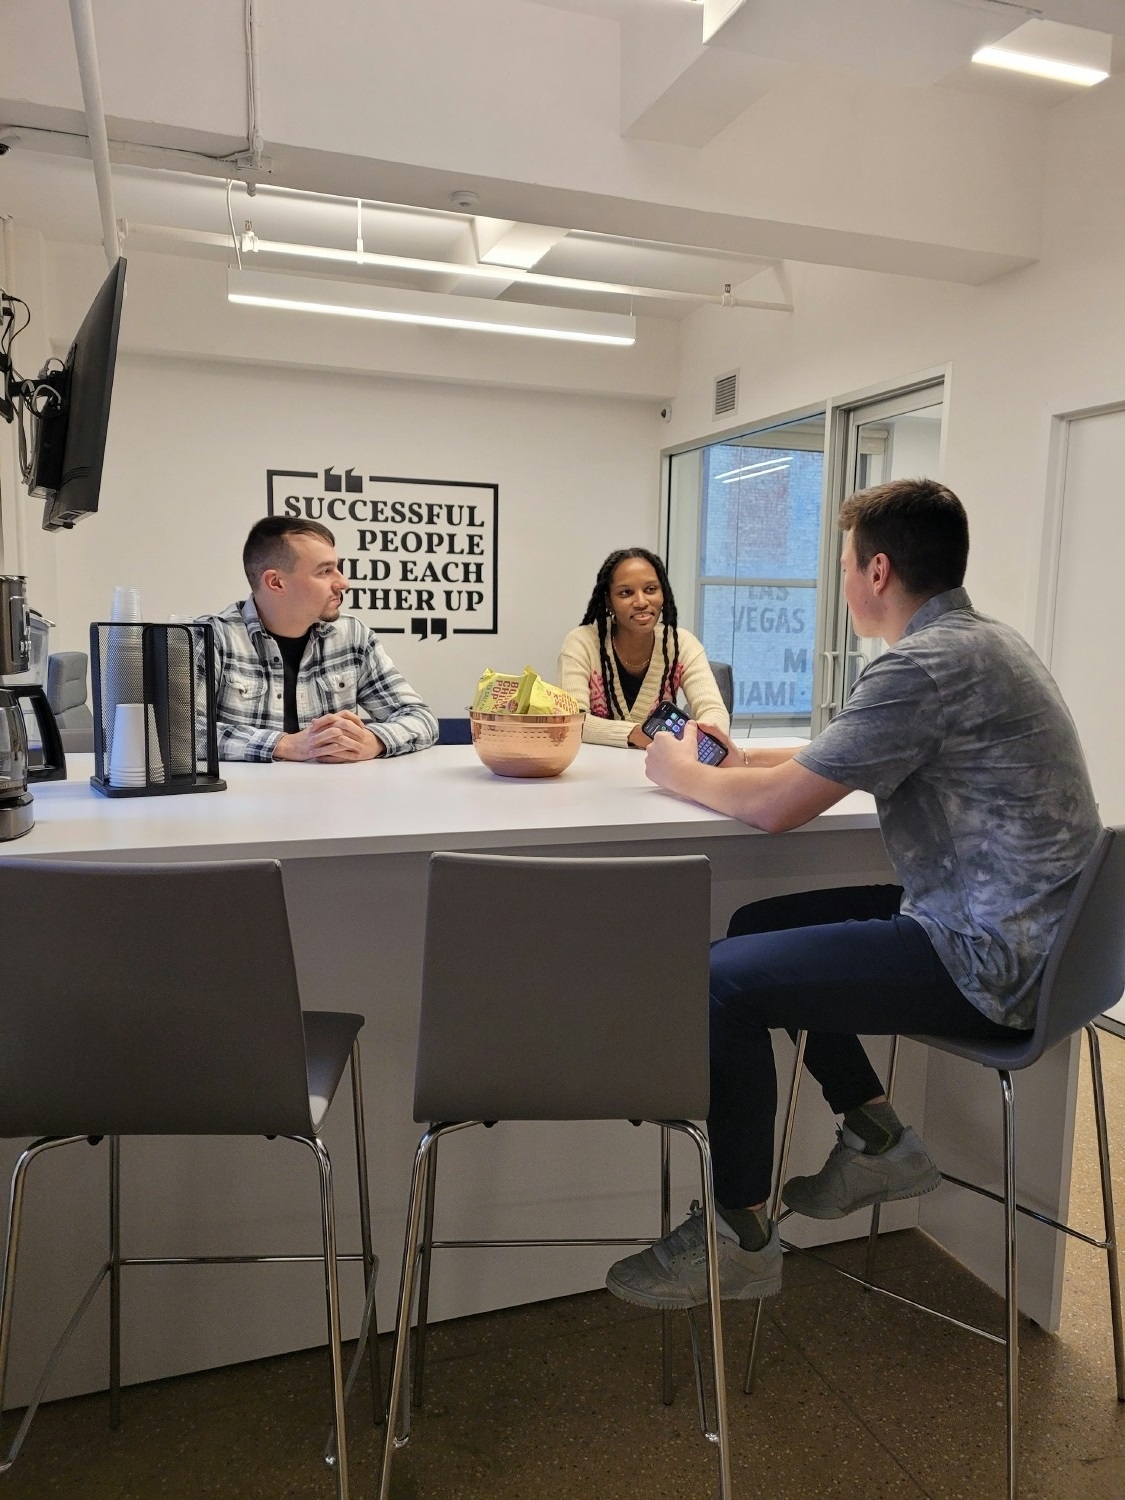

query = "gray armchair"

[
  {"left": 46, "top": 651, "right": 94, "bottom": 752},
  {"left": 709, "top": 660, "right": 734, "bottom": 717}
]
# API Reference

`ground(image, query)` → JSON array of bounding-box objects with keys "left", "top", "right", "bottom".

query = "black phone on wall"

[{"left": 641, "top": 701, "right": 729, "bottom": 765}]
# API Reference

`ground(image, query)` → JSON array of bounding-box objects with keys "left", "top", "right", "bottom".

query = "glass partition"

[{"left": 667, "top": 416, "right": 825, "bottom": 731}]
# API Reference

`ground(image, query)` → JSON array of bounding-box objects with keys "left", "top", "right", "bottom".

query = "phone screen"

[{"left": 640, "top": 701, "right": 728, "bottom": 765}]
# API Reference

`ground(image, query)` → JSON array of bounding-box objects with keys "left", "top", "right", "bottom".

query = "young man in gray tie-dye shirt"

[{"left": 607, "top": 478, "right": 1102, "bottom": 1312}]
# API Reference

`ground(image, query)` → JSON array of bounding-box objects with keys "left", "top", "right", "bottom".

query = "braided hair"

[{"left": 579, "top": 547, "right": 681, "bottom": 720}]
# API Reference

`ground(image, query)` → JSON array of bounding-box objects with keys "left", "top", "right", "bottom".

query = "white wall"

[
  {"left": 666, "top": 76, "right": 1125, "bottom": 644},
  {"left": 45, "top": 353, "right": 662, "bottom": 717}
]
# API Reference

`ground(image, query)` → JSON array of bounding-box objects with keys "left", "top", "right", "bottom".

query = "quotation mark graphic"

[
  {"left": 411, "top": 618, "right": 448, "bottom": 641},
  {"left": 323, "top": 468, "right": 363, "bottom": 493}
]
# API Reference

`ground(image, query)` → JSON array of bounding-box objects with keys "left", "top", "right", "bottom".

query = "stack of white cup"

[
  {"left": 105, "top": 586, "right": 165, "bottom": 789},
  {"left": 108, "top": 703, "right": 164, "bottom": 788},
  {"left": 111, "top": 586, "right": 141, "bottom": 625}
]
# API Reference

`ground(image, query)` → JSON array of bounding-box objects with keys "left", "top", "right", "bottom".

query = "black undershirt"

[
  {"left": 268, "top": 628, "right": 312, "bottom": 734},
  {"left": 613, "top": 651, "right": 648, "bottom": 711}
]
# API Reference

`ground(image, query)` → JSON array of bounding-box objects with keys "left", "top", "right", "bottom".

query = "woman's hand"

[{"left": 627, "top": 724, "right": 652, "bottom": 749}]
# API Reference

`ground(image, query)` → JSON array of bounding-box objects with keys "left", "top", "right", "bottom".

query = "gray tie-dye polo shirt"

[{"left": 795, "top": 588, "right": 1101, "bottom": 1028}]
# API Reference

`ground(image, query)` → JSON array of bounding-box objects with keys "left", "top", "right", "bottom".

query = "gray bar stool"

[
  {"left": 744, "top": 825, "right": 1125, "bottom": 1499},
  {"left": 0, "top": 858, "right": 383, "bottom": 1500},
  {"left": 378, "top": 850, "right": 731, "bottom": 1500}
]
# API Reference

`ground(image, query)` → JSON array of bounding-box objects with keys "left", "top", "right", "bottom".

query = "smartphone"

[{"left": 641, "top": 701, "right": 729, "bottom": 766}]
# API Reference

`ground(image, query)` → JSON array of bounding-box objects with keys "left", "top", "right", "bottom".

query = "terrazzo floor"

[{"left": 2, "top": 1034, "right": 1124, "bottom": 1499}]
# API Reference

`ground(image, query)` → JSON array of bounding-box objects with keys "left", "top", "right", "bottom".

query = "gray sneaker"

[
  {"left": 606, "top": 1201, "right": 782, "bottom": 1310},
  {"left": 781, "top": 1125, "right": 941, "bottom": 1220}
]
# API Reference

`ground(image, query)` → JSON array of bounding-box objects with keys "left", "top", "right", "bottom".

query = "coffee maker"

[{"left": 0, "top": 575, "right": 65, "bottom": 841}]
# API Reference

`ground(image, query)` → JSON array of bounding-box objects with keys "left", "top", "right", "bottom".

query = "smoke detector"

[{"left": 449, "top": 189, "right": 479, "bottom": 212}]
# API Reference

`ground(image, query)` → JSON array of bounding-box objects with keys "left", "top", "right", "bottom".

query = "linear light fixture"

[
  {"left": 971, "top": 46, "right": 1108, "bottom": 86},
  {"left": 227, "top": 268, "right": 636, "bottom": 346},
  {"left": 715, "top": 457, "right": 792, "bottom": 483}
]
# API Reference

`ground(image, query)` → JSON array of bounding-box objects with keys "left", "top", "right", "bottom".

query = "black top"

[
  {"left": 267, "top": 628, "right": 312, "bottom": 734},
  {"left": 613, "top": 651, "right": 648, "bottom": 712}
]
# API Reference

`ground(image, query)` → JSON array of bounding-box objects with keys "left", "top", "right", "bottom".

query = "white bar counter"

[
  {"left": 9, "top": 743, "right": 881, "bottom": 862},
  {"left": 0, "top": 747, "right": 1079, "bottom": 1404}
]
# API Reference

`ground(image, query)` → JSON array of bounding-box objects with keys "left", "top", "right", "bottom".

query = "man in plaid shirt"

[{"left": 198, "top": 516, "right": 437, "bottom": 763}]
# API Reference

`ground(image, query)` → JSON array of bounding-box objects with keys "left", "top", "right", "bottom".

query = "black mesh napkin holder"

[{"left": 89, "top": 622, "right": 226, "bottom": 797}]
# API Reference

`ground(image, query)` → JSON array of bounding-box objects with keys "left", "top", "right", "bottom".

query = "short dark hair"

[
  {"left": 242, "top": 516, "right": 336, "bottom": 590},
  {"left": 838, "top": 478, "right": 969, "bottom": 596}
]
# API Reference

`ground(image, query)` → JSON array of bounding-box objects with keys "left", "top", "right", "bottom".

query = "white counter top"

[{"left": 4, "top": 745, "right": 878, "bottom": 863}]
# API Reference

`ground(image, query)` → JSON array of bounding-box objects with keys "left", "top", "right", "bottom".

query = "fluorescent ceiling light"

[
  {"left": 227, "top": 268, "right": 636, "bottom": 346},
  {"left": 971, "top": 47, "right": 1108, "bottom": 85}
]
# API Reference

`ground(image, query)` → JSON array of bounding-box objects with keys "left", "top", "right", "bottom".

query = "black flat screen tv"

[{"left": 30, "top": 257, "right": 127, "bottom": 532}]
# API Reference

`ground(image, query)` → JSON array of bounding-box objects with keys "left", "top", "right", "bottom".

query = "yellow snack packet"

[
  {"left": 472, "top": 668, "right": 524, "bottom": 713},
  {"left": 473, "top": 666, "right": 581, "bottom": 716},
  {"left": 514, "top": 665, "right": 542, "bottom": 714},
  {"left": 524, "top": 675, "right": 581, "bottom": 716}
]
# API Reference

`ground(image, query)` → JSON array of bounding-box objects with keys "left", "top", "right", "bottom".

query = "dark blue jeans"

[{"left": 709, "top": 886, "right": 1023, "bottom": 1208}]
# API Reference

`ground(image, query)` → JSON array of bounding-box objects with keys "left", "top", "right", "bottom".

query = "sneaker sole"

[
  {"left": 781, "top": 1164, "right": 942, "bottom": 1221},
  {"left": 604, "top": 1267, "right": 782, "bottom": 1311}
]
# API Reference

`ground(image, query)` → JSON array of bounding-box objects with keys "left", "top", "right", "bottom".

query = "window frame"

[
  {"left": 661, "top": 370, "right": 949, "bottom": 737},
  {"left": 661, "top": 404, "right": 827, "bottom": 731}
]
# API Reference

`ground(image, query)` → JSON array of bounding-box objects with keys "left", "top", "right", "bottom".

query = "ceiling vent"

[{"left": 713, "top": 370, "right": 739, "bottom": 420}]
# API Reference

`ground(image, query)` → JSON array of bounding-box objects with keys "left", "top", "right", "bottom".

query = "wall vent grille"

[{"left": 713, "top": 370, "right": 739, "bottom": 419}]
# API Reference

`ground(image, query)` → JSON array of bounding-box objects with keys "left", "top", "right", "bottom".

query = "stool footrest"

[
  {"left": 779, "top": 1239, "right": 1007, "bottom": 1346},
  {"left": 938, "top": 1172, "right": 1111, "bottom": 1250},
  {"left": 427, "top": 1236, "right": 655, "bottom": 1250}
]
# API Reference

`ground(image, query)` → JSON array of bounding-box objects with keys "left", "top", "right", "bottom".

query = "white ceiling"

[{"left": 0, "top": 0, "right": 1121, "bottom": 319}]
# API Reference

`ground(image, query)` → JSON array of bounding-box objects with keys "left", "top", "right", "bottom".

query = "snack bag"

[
  {"left": 514, "top": 665, "right": 543, "bottom": 715},
  {"left": 524, "top": 675, "right": 581, "bottom": 716},
  {"left": 472, "top": 668, "right": 525, "bottom": 714}
]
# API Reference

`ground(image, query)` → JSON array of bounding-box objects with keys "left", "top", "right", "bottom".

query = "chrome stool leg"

[
  {"left": 1086, "top": 1024, "right": 1125, "bottom": 1401},
  {"left": 0, "top": 1136, "right": 105, "bottom": 1475},
  {"left": 380, "top": 1122, "right": 475, "bottom": 1500},
  {"left": 863, "top": 1035, "right": 902, "bottom": 1286},
  {"left": 1000, "top": 1070, "right": 1018, "bottom": 1500},
  {"left": 412, "top": 1131, "right": 439, "bottom": 1409},
  {"left": 744, "top": 1029, "right": 808, "bottom": 1395},
  {"left": 109, "top": 1135, "right": 122, "bottom": 1429},
  {"left": 348, "top": 1041, "right": 384, "bottom": 1425},
  {"left": 299, "top": 1135, "right": 351, "bottom": 1500},
  {"left": 660, "top": 1124, "right": 673, "bottom": 1406},
  {"left": 666, "top": 1120, "right": 732, "bottom": 1500}
]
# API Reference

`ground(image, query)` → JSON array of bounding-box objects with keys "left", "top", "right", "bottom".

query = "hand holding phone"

[{"left": 640, "top": 701, "right": 729, "bottom": 765}]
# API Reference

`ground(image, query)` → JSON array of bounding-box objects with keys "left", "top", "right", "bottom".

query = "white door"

[{"left": 1049, "top": 406, "right": 1125, "bottom": 1020}]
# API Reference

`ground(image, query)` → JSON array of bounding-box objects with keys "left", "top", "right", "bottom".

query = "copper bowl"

[{"left": 469, "top": 710, "right": 584, "bottom": 778}]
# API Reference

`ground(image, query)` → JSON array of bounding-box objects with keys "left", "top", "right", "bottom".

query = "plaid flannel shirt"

[{"left": 198, "top": 599, "right": 438, "bottom": 763}]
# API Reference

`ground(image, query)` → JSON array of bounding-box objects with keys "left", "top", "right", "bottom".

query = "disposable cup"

[
  {"left": 109, "top": 704, "right": 148, "bottom": 787},
  {"left": 111, "top": 586, "right": 142, "bottom": 623}
]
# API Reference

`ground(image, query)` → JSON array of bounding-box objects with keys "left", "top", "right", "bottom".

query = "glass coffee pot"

[{"left": 0, "top": 575, "right": 65, "bottom": 842}]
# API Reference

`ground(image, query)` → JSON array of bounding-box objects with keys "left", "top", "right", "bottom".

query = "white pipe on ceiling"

[
  {"left": 244, "top": 0, "right": 265, "bottom": 186},
  {"left": 68, "top": 0, "right": 121, "bottom": 268}
]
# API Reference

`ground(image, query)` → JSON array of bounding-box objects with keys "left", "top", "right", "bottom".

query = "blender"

[{"left": 0, "top": 575, "right": 65, "bottom": 841}]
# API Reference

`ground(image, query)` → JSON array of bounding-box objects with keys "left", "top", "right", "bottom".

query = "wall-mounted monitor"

[{"left": 29, "top": 257, "right": 127, "bottom": 532}]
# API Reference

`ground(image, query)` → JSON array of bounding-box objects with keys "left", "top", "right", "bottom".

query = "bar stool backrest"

[
  {"left": 414, "top": 851, "right": 711, "bottom": 1122},
  {"left": 916, "top": 825, "right": 1125, "bottom": 1070},
  {"left": 1033, "top": 825, "right": 1125, "bottom": 1056},
  {"left": 0, "top": 858, "right": 316, "bottom": 1139}
]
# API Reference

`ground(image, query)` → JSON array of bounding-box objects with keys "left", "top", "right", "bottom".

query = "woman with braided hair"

[{"left": 558, "top": 547, "right": 730, "bottom": 749}]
